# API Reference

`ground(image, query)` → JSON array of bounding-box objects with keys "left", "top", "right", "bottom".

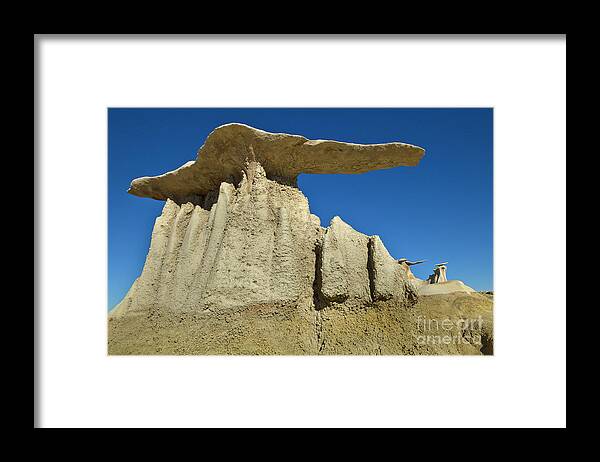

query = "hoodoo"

[
  {"left": 417, "top": 262, "right": 477, "bottom": 296},
  {"left": 108, "top": 123, "right": 491, "bottom": 355},
  {"left": 127, "top": 123, "right": 425, "bottom": 202},
  {"left": 112, "top": 123, "right": 424, "bottom": 318}
]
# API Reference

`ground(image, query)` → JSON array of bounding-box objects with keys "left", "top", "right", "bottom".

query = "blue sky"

[{"left": 108, "top": 108, "right": 493, "bottom": 309}]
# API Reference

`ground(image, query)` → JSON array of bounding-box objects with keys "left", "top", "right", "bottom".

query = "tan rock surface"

[
  {"left": 112, "top": 162, "right": 321, "bottom": 316},
  {"left": 417, "top": 280, "right": 476, "bottom": 296},
  {"left": 128, "top": 123, "right": 425, "bottom": 202},
  {"left": 108, "top": 293, "right": 492, "bottom": 355},
  {"left": 319, "top": 216, "right": 372, "bottom": 306},
  {"left": 369, "top": 235, "right": 417, "bottom": 303},
  {"left": 413, "top": 292, "right": 493, "bottom": 355}
]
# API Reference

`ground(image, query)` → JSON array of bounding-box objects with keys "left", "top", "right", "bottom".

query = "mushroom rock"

[
  {"left": 127, "top": 123, "right": 425, "bottom": 203},
  {"left": 110, "top": 123, "right": 431, "bottom": 354},
  {"left": 433, "top": 263, "right": 448, "bottom": 283}
]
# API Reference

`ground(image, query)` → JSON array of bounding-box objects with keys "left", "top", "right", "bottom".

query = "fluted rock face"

[
  {"left": 112, "top": 162, "right": 322, "bottom": 317},
  {"left": 320, "top": 217, "right": 372, "bottom": 305},
  {"left": 369, "top": 235, "right": 418, "bottom": 303},
  {"left": 112, "top": 161, "right": 413, "bottom": 320},
  {"left": 317, "top": 219, "right": 416, "bottom": 308}
]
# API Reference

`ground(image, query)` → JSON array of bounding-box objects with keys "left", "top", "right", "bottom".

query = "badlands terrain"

[{"left": 109, "top": 123, "right": 493, "bottom": 355}]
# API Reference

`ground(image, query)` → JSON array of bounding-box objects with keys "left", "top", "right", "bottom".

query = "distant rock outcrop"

[{"left": 415, "top": 262, "right": 477, "bottom": 296}]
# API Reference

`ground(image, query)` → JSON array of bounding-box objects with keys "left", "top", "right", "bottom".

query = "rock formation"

[
  {"left": 127, "top": 123, "right": 424, "bottom": 202},
  {"left": 416, "top": 262, "right": 476, "bottom": 296},
  {"left": 429, "top": 262, "right": 448, "bottom": 284},
  {"left": 112, "top": 123, "right": 423, "bottom": 318},
  {"left": 109, "top": 123, "right": 490, "bottom": 355},
  {"left": 397, "top": 258, "right": 426, "bottom": 281}
]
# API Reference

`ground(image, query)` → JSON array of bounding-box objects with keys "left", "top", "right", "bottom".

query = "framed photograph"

[{"left": 35, "top": 35, "right": 566, "bottom": 428}]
